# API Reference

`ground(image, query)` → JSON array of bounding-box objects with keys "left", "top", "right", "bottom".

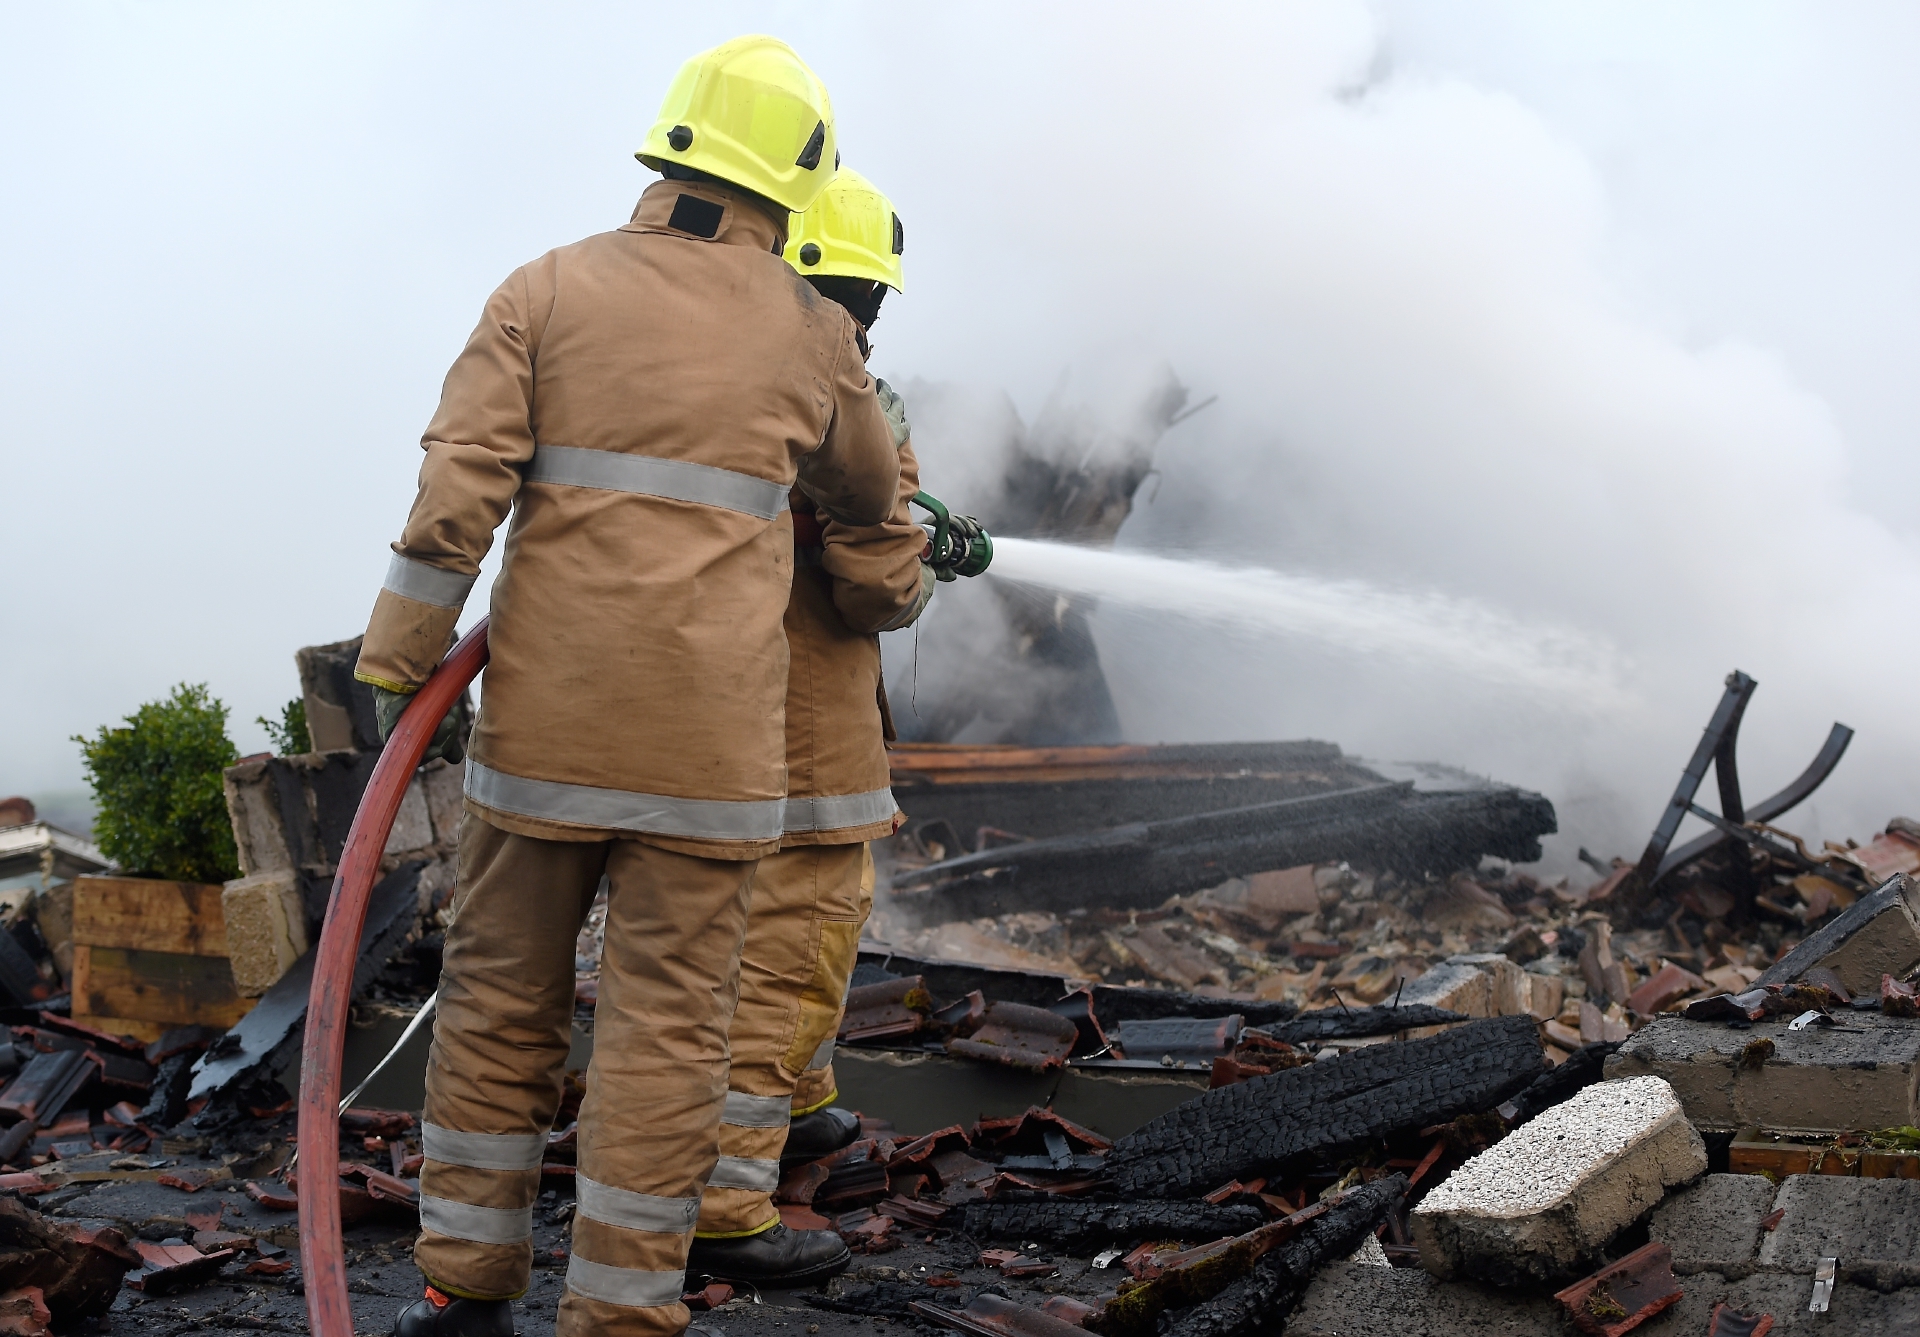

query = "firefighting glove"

[
  {"left": 874, "top": 377, "right": 910, "bottom": 450},
  {"left": 929, "top": 512, "right": 988, "bottom": 582},
  {"left": 371, "top": 685, "right": 466, "bottom": 765}
]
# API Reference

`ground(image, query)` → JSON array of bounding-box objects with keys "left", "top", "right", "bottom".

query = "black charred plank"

[
  {"left": 850, "top": 950, "right": 1299, "bottom": 1027},
  {"left": 891, "top": 785, "right": 1557, "bottom": 919},
  {"left": 1262, "top": 1004, "right": 1465, "bottom": 1044},
  {"left": 959, "top": 1200, "right": 1267, "bottom": 1250},
  {"left": 1160, "top": 1175, "right": 1407, "bottom": 1337},
  {"left": 1503, "top": 1040, "right": 1620, "bottom": 1126},
  {"left": 1105, "top": 1017, "right": 1542, "bottom": 1198}
]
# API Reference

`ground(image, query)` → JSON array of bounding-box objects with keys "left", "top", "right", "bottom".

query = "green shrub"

[
  {"left": 257, "top": 697, "right": 311, "bottom": 755},
  {"left": 75, "top": 683, "right": 240, "bottom": 884}
]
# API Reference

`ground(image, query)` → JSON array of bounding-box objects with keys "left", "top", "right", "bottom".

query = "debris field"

[{"left": 2, "top": 661, "right": 1920, "bottom": 1334}]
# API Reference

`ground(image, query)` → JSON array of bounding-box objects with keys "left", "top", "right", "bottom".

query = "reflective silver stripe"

[
  {"left": 466, "top": 760, "right": 785, "bottom": 841},
  {"left": 383, "top": 553, "right": 476, "bottom": 609},
  {"left": 528, "top": 444, "right": 788, "bottom": 520},
  {"left": 722, "top": 1091, "right": 791, "bottom": 1129},
  {"left": 575, "top": 1174, "right": 699, "bottom": 1234},
  {"left": 783, "top": 788, "right": 898, "bottom": 835},
  {"left": 708, "top": 1155, "right": 781, "bottom": 1192},
  {"left": 418, "top": 1195, "right": 532, "bottom": 1245},
  {"left": 807, "top": 1037, "right": 836, "bottom": 1071},
  {"left": 565, "top": 1256, "right": 688, "bottom": 1309},
  {"left": 421, "top": 1123, "right": 548, "bottom": 1172}
]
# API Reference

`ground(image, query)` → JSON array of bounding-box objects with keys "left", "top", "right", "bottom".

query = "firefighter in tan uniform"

[
  {"left": 681, "top": 170, "right": 943, "bottom": 1288},
  {"left": 353, "top": 38, "right": 901, "bottom": 1337}
]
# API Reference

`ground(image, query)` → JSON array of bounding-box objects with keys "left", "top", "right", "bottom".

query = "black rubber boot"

[
  {"left": 780, "top": 1106, "right": 861, "bottom": 1167},
  {"left": 393, "top": 1292, "right": 516, "bottom": 1337},
  {"left": 685, "top": 1223, "right": 851, "bottom": 1288}
]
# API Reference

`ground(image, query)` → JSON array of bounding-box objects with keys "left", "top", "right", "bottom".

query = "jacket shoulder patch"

[{"left": 666, "top": 193, "right": 724, "bottom": 239}]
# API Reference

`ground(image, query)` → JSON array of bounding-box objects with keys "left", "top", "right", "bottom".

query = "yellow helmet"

[
  {"left": 637, "top": 35, "right": 837, "bottom": 214},
  {"left": 783, "top": 167, "right": 905, "bottom": 292}
]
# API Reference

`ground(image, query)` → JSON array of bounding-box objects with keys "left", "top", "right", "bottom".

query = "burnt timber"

[{"left": 888, "top": 744, "right": 1556, "bottom": 920}]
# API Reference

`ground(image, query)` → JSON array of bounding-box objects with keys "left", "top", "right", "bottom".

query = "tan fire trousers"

[
  {"left": 696, "top": 842, "right": 873, "bottom": 1237},
  {"left": 416, "top": 815, "right": 756, "bottom": 1337}
]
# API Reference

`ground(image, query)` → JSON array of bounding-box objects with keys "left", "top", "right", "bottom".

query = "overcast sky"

[{"left": 4, "top": 3, "right": 1917, "bottom": 863}]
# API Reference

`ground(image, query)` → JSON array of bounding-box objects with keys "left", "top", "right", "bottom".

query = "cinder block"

[
  {"left": 1287, "top": 1260, "right": 1563, "bottom": 1335},
  {"left": 1756, "top": 1175, "right": 1920, "bottom": 1289},
  {"left": 420, "top": 759, "right": 466, "bottom": 848},
  {"left": 1607, "top": 1010, "right": 1920, "bottom": 1134},
  {"left": 1449, "top": 953, "right": 1530, "bottom": 1016},
  {"left": 1758, "top": 873, "right": 1920, "bottom": 997},
  {"left": 1649, "top": 1173, "right": 1777, "bottom": 1276},
  {"left": 1398, "top": 961, "right": 1491, "bottom": 1018},
  {"left": 1649, "top": 1271, "right": 1920, "bottom": 1336},
  {"left": 221, "top": 870, "right": 309, "bottom": 997},
  {"left": 221, "top": 759, "right": 291, "bottom": 877},
  {"left": 1527, "top": 971, "right": 1565, "bottom": 1022},
  {"left": 383, "top": 775, "right": 433, "bottom": 857},
  {"left": 1399, "top": 955, "right": 1531, "bottom": 1025},
  {"left": 1412, "top": 1076, "right": 1706, "bottom": 1286}
]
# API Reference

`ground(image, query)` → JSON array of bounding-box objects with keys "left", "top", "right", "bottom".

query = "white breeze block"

[{"left": 1412, "top": 1076, "right": 1707, "bottom": 1287}]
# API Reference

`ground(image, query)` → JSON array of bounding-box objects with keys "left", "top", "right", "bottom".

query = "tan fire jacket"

[
  {"left": 356, "top": 178, "right": 900, "bottom": 859},
  {"left": 782, "top": 438, "right": 935, "bottom": 846}
]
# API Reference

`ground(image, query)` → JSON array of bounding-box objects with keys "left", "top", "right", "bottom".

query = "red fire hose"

[{"left": 299, "top": 618, "right": 490, "bottom": 1337}]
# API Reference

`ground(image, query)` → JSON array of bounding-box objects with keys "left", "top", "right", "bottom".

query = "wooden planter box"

[{"left": 70, "top": 875, "right": 253, "bottom": 1042}]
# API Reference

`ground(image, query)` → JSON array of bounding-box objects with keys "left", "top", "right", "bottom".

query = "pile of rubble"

[{"left": 7, "top": 646, "right": 1920, "bottom": 1334}]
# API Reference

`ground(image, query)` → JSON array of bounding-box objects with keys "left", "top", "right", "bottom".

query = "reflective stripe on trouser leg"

[
  {"left": 559, "top": 837, "right": 757, "bottom": 1337},
  {"left": 415, "top": 816, "right": 607, "bottom": 1302},
  {"left": 697, "top": 843, "right": 870, "bottom": 1236}
]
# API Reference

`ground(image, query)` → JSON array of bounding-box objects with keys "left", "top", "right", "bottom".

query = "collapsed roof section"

[{"left": 887, "top": 741, "right": 1556, "bottom": 921}]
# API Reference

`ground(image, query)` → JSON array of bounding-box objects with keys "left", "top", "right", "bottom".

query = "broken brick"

[
  {"left": 1552, "top": 1242, "right": 1684, "bottom": 1336},
  {"left": 0, "top": 1287, "right": 50, "bottom": 1337}
]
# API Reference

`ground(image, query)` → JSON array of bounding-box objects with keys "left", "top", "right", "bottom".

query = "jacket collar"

[{"left": 622, "top": 177, "right": 788, "bottom": 254}]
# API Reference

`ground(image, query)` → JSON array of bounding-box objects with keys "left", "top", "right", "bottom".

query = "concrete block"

[
  {"left": 1448, "top": 954, "right": 1530, "bottom": 1017},
  {"left": 1399, "top": 956, "right": 1532, "bottom": 1033},
  {"left": 1526, "top": 971, "right": 1564, "bottom": 1022},
  {"left": 1649, "top": 1173, "right": 1778, "bottom": 1276},
  {"left": 1398, "top": 961, "right": 1490, "bottom": 1018},
  {"left": 1606, "top": 1010, "right": 1920, "bottom": 1134},
  {"left": 382, "top": 775, "right": 433, "bottom": 858},
  {"left": 1756, "top": 1175, "right": 1920, "bottom": 1289},
  {"left": 221, "top": 870, "right": 308, "bottom": 998},
  {"left": 1758, "top": 873, "right": 1920, "bottom": 997},
  {"left": 221, "top": 759, "right": 291, "bottom": 877},
  {"left": 1286, "top": 1260, "right": 1563, "bottom": 1335},
  {"left": 1651, "top": 1271, "right": 1920, "bottom": 1337},
  {"left": 420, "top": 759, "right": 466, "bottom": 848},
  {"left": 1412, "top": 1076, "right": 1706, "bottom": 1286}
]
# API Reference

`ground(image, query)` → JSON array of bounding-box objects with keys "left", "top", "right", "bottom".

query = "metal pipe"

[
  {"left": 339, "top": 990, "right": 439, "bottom": 1116},
  {"left": 299, "top": 620, "right": 489, "bottom": 1337}
]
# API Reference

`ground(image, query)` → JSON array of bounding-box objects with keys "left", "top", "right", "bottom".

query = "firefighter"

[
  {"left": 683, "top": 168, "right": 937, "bottom": 1288},
  {"left": 357, "top": 37, "right": 901, "bottom": 1337}
]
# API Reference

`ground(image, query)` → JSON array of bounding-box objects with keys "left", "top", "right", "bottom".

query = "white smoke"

[
  {"left": 4, "top": 3, "right": 1916, "bottom": 877},
  {"left": 885, "top": 4, "right": 1920, "bottom": 873}
]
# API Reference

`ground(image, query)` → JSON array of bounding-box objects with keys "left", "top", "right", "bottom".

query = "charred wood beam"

[
  {"left": 1105, "top": 1016, "right": 1544, "bottom": 1199},
  {"left": 1501, "top": 1040, "right": 1621, "bottom": 1128},
  {"left": 1260, "top": 1004, "right": 1466, "bottom": 1045},
  {"left": 851, "top": 950, "right": 1301, "bottom": 1027},
  {"left": 1160, "top": 1175, "right": 1407, "bottom": 1337},
  {"left": 890, "top": 783, "right": 1556, "bottom": 920},
  {"left": 958, "top": 1200, "right": 1266, "bottom": 1251}
]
